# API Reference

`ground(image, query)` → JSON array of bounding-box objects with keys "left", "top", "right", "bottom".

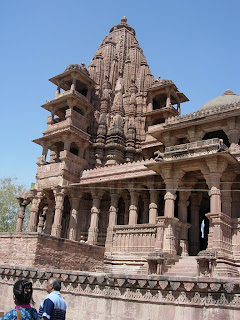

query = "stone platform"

[{"left": 0, "top": 264, "right": 239, "bottom": 320}]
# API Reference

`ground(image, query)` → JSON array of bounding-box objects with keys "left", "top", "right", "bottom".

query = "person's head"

[
  {"left": 46, "top": 277, "right": 61, "bottom": 293},
  {"left": 13, "top": 280, "right": 33, "bottom": 305}
]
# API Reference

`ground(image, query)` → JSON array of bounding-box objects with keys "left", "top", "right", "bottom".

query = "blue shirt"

[
  {"left": 38, "top": 291, "right": 67, "bottom": 320},
  {"left": 1, "top": 307, "right": 38, "bottom": 320}
]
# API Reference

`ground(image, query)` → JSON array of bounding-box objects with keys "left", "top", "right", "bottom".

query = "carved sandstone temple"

[
  {"left": 13, "top": 17, "right": 240, "bottom": 278},
  {"left": 1, "top": 17, "right": 240, "bottom": 319}
]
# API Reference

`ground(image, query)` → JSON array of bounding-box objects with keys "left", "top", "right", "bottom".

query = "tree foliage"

[{"left": 0, "top": 177, "right": 30, "bottom": 232}]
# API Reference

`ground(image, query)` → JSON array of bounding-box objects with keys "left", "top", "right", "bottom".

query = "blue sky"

[{"left": 1, "top": 0, "right": 239, "bottom": 188}]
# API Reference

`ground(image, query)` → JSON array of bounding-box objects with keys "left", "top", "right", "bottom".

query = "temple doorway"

[
  {"left": 199, "top": 192, "right": 210, "bottom": 251},
  {"left": 61, "top": 196, "right": 71, "bottom": 238}
]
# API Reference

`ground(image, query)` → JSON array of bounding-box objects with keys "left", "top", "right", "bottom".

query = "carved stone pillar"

[
  {"left": 44, "top": 200, "right": 55, "bottom": 235},
  {"left": 105, "top": 192, "right": 120, "bottom": 252},
  {"left": 28, "top": 191, "right": 43, "bottom": 232},
  {"left": 128, "top": 191, "right": 139, "bottom": 225},
  {"left": 39, "top": 145, "right": 48, "bottom": 164},
  {"left": 55, "top": 83, "right": 61, "bottom": 98},
  {"left": 64, "top": 140, "right": 71, "bottom": 152},
  {"left": 51, "top": 188, "right": 65, "bottom": 238},
  {"left": 68, "top": 195, "right": 81, "bottom": 241},
  {"left": 108, "top": 193, "right": 120, "bottom": 228},
  {"left": 149, "top": 190, "right": 158, "bottom": 224},
  {"left": 162, "top": 217, "right": 180, "bottom": 255},
  {"left": 164, "top": 192, "right": 176, "bottom": 218},
  {"left": 178, "top": 191, "right": 191, "bottom": 256},
  {"left": 16, "top": 198, "right": 28, "bottom": 232},
  {"left": 70, "top": 76, "right": 77, "bottom": 92},
  {"left": 209, "top": 187, "right": 221, "bottom": 214},
  {"left": 166, "top": 87, "right": 171, "bottom": 107},
  {"left": 37, "top": 206, "right": 48, "bottom": 233},
  {"left": 87, "top": 195, "right": 101, "bottom": 245}
]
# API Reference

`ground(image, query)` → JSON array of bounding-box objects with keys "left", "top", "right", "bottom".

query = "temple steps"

[{"left": 164, "top": 256, "right": 198, "bottom": 277}]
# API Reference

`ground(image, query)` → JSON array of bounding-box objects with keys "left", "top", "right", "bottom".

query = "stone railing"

[
  {"left": 46, "top": 108, "right": 88, "bottom": 133},
  {"left": 36, "top": 162, "right": 63, "bottom": 175},
  {"left": 207, "top": 213, "right": 233, "bottom": 257},
  {"left": 55, "top": 89, "right": 88, "bottom": 105},
  {"left": 165, "top": 102, "right": 240, "bottom": 126},
  {"left": 164, "top": 138, "right": 227, "bottom": 161},
  {"left": 112, "top": 224, "right": 157, "bottom": 253},
  {"left": 36, "top": 151, "right": 87, "bottom": 186}
]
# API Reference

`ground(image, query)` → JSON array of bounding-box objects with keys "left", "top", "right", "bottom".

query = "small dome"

[
  {"left": 64, "top": 63, "right": 89, "bottom": 76},
  {"left": 199, "top": 89, "right": 240, "bottom": 111}
]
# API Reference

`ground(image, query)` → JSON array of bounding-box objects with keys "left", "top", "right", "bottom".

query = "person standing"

[
  {"left": 1, "top": 279, "right": 38, "bottom": 320},
  {"left": 38, "top": 278, "right": 67, "bottom": 320}
]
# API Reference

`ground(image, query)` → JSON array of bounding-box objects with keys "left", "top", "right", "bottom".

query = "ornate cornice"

[{"left": 0, "top": 265, "right": 239, "bottom": 308}]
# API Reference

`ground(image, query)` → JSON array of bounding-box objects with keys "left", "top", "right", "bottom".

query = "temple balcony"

[
  {"left": 44, "top": 108, "right": 88, "bottom": 137},
  {"left": 54, "top": 89, "right": 89, "bottom": 105},
  {"left": 163, "top": 138, "right": 228, "bottom": 162},
  {"left": 36, "top": 150, "right": 88, "bottom": 187},
  {"left": 42, "top": 89, "right": 93, "bottom": 119}
]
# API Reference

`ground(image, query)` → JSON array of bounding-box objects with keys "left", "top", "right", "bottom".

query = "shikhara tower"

[{"left": 14, "top": 17, "right": 240, "bottom": 278}]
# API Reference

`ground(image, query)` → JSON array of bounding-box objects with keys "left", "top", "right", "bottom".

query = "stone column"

[
  {"left": 70, "top": 77, "right": 77, "bottom": 92},
  {"left": 87, "top": 195, "right": 101, "bottom": 245},
  {"left": 16, "top": 198, "right": 28, "bottom": 232},
  {"left": 166, "top": 87, "right": 171, "bottom": 107},
  {"left": 28, "top": 191, "right": 43, "bottom": 232},
  {"left": 37, "top": 206, "right": 48, "bottom": 233},
  {"left": 128, "top": 191, "right": 139, "bottom": 225},
  {"left": 164, "top": 191, "right": 176, "bottom": 218},
  {"left": 51, "top": 188, "right": 65, "bottom": 238},
  {"left": 55, "top": 84, "right": 61, "bottom": 98},
  {"left": 44, "top": 200, "right": 55, "bottom": 235},
  {"left": 105, "top": 192, "right": 120, "bottom": 252},
  {"left": 189, "top": 193, "right": 202, "bottom": 255},
  {"left": 68, "top": 195, "right": 81, "bottom": 241},
  {"left": 162, "top": 217, "right": 180, "bottom": 255},
  {"left": 227, "top": 128, "right": 240, "bottom": 149},
  {"left": 146, "top": 94, "right": 153, "bottom": 112},
  {"left": 108, "top": 193, "right": 120, "bottom": 228},
  {"left": 161, "top": 170, "right": 180, "bottom": 255},
  {"left": 64, "top": 140, "right": 71, "bottom": 152},
  {"left": 203, "top": 166, "right": 224, "bottom": 251},
  {"left": 178, "top": 191, "right": 191, "bottom": 256},
  {"left": 149, "top": 190, "right": 158, "bottom": 224}
]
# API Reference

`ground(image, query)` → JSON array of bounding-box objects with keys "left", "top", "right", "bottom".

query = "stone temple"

[{"left": 0, "top": 17, "right": 240, "bottom": 319}]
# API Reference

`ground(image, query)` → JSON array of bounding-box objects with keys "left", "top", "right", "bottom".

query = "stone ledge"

[{"left": 0, "top": 265, "right": 239, "bottom": 308}]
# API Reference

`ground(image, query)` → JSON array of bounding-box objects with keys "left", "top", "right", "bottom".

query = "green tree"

[{"left": 0, "top": 177, "right": 30, "bottom": 232}]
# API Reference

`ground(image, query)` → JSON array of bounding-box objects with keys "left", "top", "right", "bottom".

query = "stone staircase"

[{"left": 164, "top": 256, "right": 198, "bottom": 277}]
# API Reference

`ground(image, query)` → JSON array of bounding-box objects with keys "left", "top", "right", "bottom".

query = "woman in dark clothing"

[{"left": 0, "top": 280, "right": 38, "bottom": 320}]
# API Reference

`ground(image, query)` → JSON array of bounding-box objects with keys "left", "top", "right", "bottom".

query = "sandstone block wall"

[
  {"left": 0, "top": 265, "right": 239, "bottom": 320},
  {"left": 0, "top": 233, "right": 104, "bottom": 271}
]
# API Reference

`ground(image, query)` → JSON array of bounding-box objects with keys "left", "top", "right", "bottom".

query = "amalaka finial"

[
  {"left": 222, "top": 89, "right": 238, "bottom": 96},
  {"left": 121, "top": 16, "right": 127, "bottom": 23}
]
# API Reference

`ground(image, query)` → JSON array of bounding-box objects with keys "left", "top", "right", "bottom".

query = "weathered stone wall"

[
  {"left": 0, "top": 233, "right": 104, "bottom": 271},
  {"left": 0, "top": 265, "right": 239, "bottom": 320}
]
